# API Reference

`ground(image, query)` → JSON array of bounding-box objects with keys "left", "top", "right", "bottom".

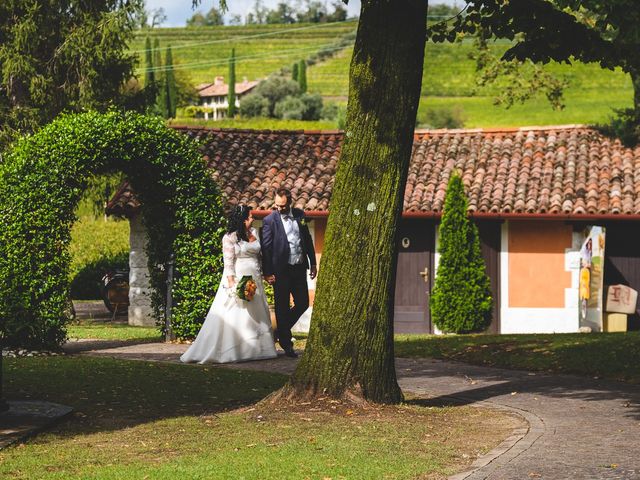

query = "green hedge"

[{"left": 0, "top": 110, "right": 225, "bottom": 349}]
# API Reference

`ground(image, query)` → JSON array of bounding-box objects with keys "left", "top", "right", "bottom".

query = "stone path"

[{"left": 40, "top": 340, "right": 640, "bottom": 478}]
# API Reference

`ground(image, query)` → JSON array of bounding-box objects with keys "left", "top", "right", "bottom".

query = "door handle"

[{"left": 419, "top": 267, "right": 429, "bottom": 284}]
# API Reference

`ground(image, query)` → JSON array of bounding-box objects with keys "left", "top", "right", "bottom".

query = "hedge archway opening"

[{"left": 0, "top": 110, "right": 226, "bottom": 349}]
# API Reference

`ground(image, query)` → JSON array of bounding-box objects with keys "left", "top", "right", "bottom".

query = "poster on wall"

[{"left": 578, "top": 225, "right": 606, "bottom": 331}]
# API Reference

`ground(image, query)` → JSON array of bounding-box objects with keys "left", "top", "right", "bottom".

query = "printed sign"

[{"left": 578, "top": 226, "right": 606, "bottom": 331}]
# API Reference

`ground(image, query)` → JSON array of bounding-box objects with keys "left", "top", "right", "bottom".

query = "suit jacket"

[{"left": 261, "top": 208, "right": 316, "bottom": 276}]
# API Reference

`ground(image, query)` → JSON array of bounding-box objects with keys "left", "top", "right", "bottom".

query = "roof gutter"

[{"left": 252, "top": 209, "right": 640, "bottom": 222}]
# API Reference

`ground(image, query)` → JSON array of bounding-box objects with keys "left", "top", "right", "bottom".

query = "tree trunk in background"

[
  {"left": 631, "top": 69, "right": 640, "bottom": 118},
  {"left": 288, "top": 0, "right": 428, "bottom": 404}
]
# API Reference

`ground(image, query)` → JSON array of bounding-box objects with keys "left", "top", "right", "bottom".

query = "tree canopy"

[
  {"left": 186, "top": 7, "right": 225, "bottom": 26},
  {"left": 430, "top": 1, "right": 640, "bottom": 140},
  {"left": 0, "top": 0, "right": 146, "bottom": 149}
]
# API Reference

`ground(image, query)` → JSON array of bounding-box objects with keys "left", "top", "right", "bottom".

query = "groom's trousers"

[{"left": 273, "top": 263, "right": 309, "bottom": 350}]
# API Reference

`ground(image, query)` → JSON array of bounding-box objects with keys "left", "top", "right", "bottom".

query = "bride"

[{"left": 180, "top": 205, "right": 277, "bottom": 364}]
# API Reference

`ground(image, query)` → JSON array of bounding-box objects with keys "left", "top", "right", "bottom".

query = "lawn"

[
  {"left": 395, "top": 331, "right": 640, "bottom": 384},
  {"left": 168, "top": 116, "right": 337, "bottom": 130},
  {"left": 1, "top": 356, "right": 518, "bottom": 479},
  {"left": 66, "top": 319, "right": 161, "bottom": 342}
]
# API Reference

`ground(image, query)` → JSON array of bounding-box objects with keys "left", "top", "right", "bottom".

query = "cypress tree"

[
  {"left": 144, "top": 37, "right": 155, "bottom": 87},
  {"left": 298, "top": 59, "right": 307, "bottom": 93},
  {"left": 430, "top": 173, "right": 492, "bottom": 333},
  {"left": 227, "top": 48, "right": 237, "bottom": 117},
  {"left": 292, "top": 61, "right": 299, "bottom": 82},
  {"left": 154, "top": 38, "right": 166, "bottom": 117},
  {"left": 144, "top": 37, "right": 158, "bottom": 110},
  {"left": 164, "top": 46, "right": 177, "bottom": 119}
]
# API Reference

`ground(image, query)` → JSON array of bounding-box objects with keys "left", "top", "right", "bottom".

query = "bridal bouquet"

[{"left": 236, "top": 275, "right": 258, "bottom": 301}]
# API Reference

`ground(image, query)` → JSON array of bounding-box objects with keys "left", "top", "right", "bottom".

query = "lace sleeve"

[
  {"left": 252, "top": 228, "right": 263, "bottom": 275},
  {"left": 222, "top": 233, "right": 237, "bottom": 280}
]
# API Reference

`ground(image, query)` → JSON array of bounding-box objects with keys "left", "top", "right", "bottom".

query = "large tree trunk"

[
  {"left": 288, "top": 0, "right": 428, "bottom": 404},
  {"left": 631, "top": 69, "right": 640, "bottom": 117}
]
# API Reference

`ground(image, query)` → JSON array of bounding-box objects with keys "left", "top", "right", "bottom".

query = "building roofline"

[
  {"left": 169, "top": 124, "right": 597, "bottom": 136},
  {"left": 250, "top": 209, "right": 640, "bottom": 222}
]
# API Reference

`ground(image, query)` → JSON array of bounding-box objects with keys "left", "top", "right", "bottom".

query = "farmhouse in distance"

[{"left": 195, "top": 76, "right": 259, "bottom": 121}]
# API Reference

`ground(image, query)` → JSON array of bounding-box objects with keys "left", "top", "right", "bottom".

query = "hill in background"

[{"left": 132, "top": 23, "right": 632, "bottom": 129}]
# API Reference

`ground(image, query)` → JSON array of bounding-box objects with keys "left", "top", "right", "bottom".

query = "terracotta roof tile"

[{"left": 106, "top": 125, "right": 640, "bottom": 218}]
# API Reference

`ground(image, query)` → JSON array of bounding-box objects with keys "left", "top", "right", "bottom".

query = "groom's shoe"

[{"left": 283, "top": 346, "right": 298, "bottom": 358}]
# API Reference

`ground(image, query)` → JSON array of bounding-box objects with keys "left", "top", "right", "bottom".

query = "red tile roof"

[
  {"left": 106, "top": 125, "right": 640, "bottom": 218},
  {"left": 197, "top": 80, "right": 259, "bottom": 98}
]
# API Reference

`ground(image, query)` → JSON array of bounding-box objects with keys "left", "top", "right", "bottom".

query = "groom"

[{"left": 261, "top": 188, "right": 317, "bottom": 358}]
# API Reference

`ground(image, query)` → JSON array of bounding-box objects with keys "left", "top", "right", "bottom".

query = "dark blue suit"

[{"left": 261, "top": 208, "right": 316, "bottom": 350}]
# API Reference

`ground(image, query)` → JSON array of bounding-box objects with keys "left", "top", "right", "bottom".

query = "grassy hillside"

[
  {"left": 132, "top": 24, "right": 633, "bottom": 128},
  {"left": 132, "top": 22, "right": 357, "bottom": 86},
  {"left": 309, "top": 40, "right": 632, "bottom": 128}
]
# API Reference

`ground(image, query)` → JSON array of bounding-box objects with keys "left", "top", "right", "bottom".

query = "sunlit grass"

[
  {"left": 1, "top": 356, "right": 517, "bottom": 479},
  {"left": 395, "top": 331, "right": 640, "bottom": 383}
]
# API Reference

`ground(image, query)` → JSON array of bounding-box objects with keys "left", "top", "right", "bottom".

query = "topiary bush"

[
  {"left": 0, "top": 110, "right": 226, "bottom": 349},
  {"left": 430, "top": 173, "right": 492, "bottom": 333}
]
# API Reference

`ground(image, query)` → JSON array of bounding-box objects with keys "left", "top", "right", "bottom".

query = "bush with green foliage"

[
  {"left": 243, "top": 76, "right": 325, "bottom": 121},
  {"left": 240, "top": 93, "right": 271, "bottom": 117},
  {"left": 0, "top": 110, "right": 225, "bottom": 349},
  {"left": 598, "top": 108, "right": 640, "bottom": 147},
  {"left": 431, "top": 173, "right": 492, "bottom": 333},
  {"left": 182, "top": 105, "right": 215, "bottom": 118},
  {"left": 274, "top": 96, "right": 305, "bottom": 120},
  {"left": 421, "top": 106, "right": 466, "bottom": 129},
  {"left": 300, "top": 93, "right": 323, "bottom": 120},
  {"left": 253, "top": 76, "right": 301, "bottom": 117}
]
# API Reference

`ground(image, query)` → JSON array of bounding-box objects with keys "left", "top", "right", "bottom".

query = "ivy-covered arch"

[{"left": 0, "top": 110, "right": 226, "bottom": 349}]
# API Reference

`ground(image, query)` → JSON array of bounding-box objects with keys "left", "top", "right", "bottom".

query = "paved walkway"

[{"left": 63, "top": 340, "right": 640, "bottom": 479}]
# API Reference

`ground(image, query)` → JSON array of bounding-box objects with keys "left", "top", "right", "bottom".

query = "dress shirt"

[{"left": 281, "top": 212, "right": 303, "bottom": 265}]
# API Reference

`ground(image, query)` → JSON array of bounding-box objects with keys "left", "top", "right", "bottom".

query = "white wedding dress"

[{"left": 180, "top": 230, "right": 277, "bottom": 364}]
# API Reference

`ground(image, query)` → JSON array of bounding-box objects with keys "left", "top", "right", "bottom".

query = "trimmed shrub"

[
  {"left": 430, "top": 173, "right": 492, "bottom": 333},
  {"left": 0, "top": 110, "right": 225, "bottom": 349}
]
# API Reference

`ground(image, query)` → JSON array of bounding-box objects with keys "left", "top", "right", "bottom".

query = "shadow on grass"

[{"left": 3, "top": 356, "right": 287, "bottom": 441}]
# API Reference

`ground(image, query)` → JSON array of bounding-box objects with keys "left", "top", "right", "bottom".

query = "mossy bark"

[
  {"left": 632, "top": 69, "right": 640, "bottom": 117},
  {"left": 289, "top": 0, "right": 427, "bottom": 404}
]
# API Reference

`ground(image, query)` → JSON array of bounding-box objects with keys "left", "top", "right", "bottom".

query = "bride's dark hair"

[{"left": 227, "top": 204, "right": 250, "bottom": 242}]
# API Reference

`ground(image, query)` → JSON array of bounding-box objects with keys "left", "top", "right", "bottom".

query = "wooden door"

[
  {"left": 477, "top": 221, "right": 501, "bottom": 334},
  {"left": 394, "top": 220, "right": 434, "bottom": 334}
]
